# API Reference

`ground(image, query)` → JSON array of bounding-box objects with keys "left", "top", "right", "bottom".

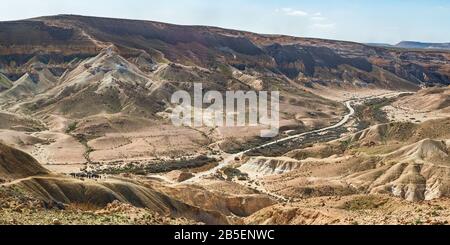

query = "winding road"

[
  {"left": 150, "top": 92, "right": 411, "bottom": 201},
  {"left": 184, "top": 101, "right": 355, "bottom": 184}
]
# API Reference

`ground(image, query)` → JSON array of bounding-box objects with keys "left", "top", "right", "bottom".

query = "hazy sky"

[{"left": 2, "top": 0, "right": 450, "bottom": 44}]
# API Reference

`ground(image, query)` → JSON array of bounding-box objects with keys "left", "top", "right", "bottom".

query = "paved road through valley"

[{"left": 185, "top": 100, "right": 355, "bottom": 184}]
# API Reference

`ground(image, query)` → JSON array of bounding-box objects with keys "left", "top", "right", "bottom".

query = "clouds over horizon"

[
  {"left": 279, "top": 8, "right": 308, "bottom": 16},
  {"left": 277, "top": 7, "right": 336, "bottom": 30}
]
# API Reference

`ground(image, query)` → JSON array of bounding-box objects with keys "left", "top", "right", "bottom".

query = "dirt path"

[
  {"left": 184, "top": 101, "right": 355, "bottom": 185},
  {"left": 177, "top": 101, "right": 354, "bottom": 202},
  {"left": 180, "top": 92, "right": 411, "bottom": 201}
]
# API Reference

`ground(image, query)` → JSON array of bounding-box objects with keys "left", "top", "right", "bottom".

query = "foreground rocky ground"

[
  {"left": 246, "top": 195, "right": 450, "bottom": 225},
  {"left": 2, "top": 184, "right": 450, "bottom": 225},
  {"left": 0, "top": 186, "right": 197, "bottom": 225}
]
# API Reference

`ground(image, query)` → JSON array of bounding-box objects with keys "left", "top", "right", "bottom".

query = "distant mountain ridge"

[
  {"left": 0, "top": 14, "right": 449, "bottom": 97},
  {"left": 367, "top": 41, "right": 450, "bottom": 50},
  {"left": 396, "top": 41, "right": 450, "bottom": 50}
]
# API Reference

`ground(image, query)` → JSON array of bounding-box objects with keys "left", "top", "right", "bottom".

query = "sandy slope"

[
  {"left": 0, "top": 142, "right": 49, "bottom": 181},
  {"left": 254, "top": 119, "right": 450, "bottom": 202},
  {"left": 384, "top": 87, "right": 450, "bottom": 123}
]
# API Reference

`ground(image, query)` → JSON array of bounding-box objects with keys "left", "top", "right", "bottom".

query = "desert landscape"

[{"left": 0, "top": 15, "right": 449, "bottom": 225}]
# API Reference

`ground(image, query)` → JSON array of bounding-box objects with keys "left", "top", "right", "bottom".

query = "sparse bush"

[
  {"left": 66, "top": 121, "right": 78, "bottom": 133},
  {"left": 222, "top": 167, "right": 249, "bottom": 181}
]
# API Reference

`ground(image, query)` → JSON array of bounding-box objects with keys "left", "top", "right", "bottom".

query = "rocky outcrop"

[
  {"left": 0, "top": 74, "right": 12, "bottom": 92},
  {"left": 239, "top": 157, "right": 301, "bottom": 176}
]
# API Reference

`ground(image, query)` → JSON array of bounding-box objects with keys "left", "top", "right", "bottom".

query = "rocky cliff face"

[{"left": 0, "top": 15, "right": 449, "bottom": 91}]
